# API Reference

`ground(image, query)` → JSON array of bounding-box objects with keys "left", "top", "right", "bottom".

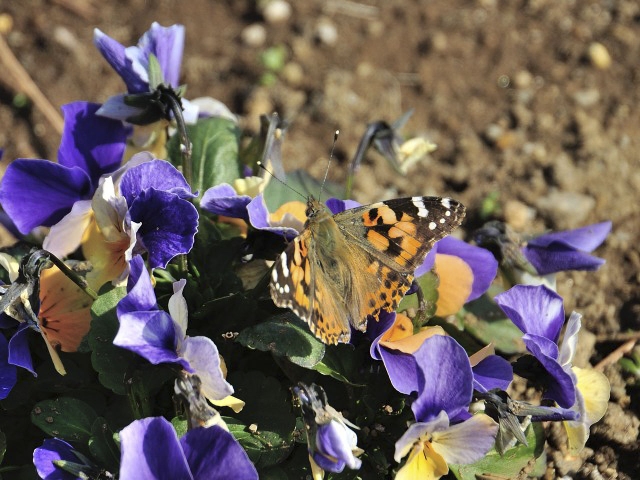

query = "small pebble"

[
  {"left": 484, "top": 123, "right": 504, "bottom": 143},
  {"left": 513, "top": 70, "right": 533, "bottom": 89},
  {"left": 315, "top": 17, "right": 338, "bottom": 46},
  {"left": 504, "top": 200, "right": 536, "bottom": 231},
  {"left": 281, "top": 62, "right": 304, "bottom": 86},
  {"left": 241, "top": 24, "right": 267, "bottom": 47},
  {"left": 588, "top": 42, "right": 612, "bottom": 69},
  {"left": 262, "top": 0, "right": 292, "bottom": 24},
  {"left": 0, "top": 13, "right": 13, "bottom": 34},
  {"left": 536, "top": 190, "right": 595, "bottom": 228},
  {"left": 573, "top": 88, "right": 600, "bottom": 107}
]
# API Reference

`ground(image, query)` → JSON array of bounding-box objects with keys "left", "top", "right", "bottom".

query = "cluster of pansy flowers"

[{"left": 0, "top": 22, "right": 612, "bottom": 480}]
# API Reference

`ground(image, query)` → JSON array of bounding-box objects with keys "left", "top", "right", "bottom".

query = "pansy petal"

[
  {"left": 0, "top": 160, "right": 91, "bottom": 234},
  {"left": 558, "top": 312, "right": 581, "bottom": 368},
  {"left": 412, "top": 336, "right": 474, "bottom": 422},
  {"left": 129, "top": 190, "right": 198, "bottom": 269},
  {"left": 201, "top": 184, "right": 251, "bottom": 220},
  {"left": 527, "top": 221, "right": 612, "bottom": 251},
  {"left": 325, "top": 198, "right": 361, "bottom": 215},
  {"left": 191, "top": 97, "right": 238, "bottom": 122},
  {"left": 38, "top": 265, "right": 92, "bottom": 352},
  {"left": 119, "top": 417, "right": 192, "bottom": 480},
  {"left": 0, "top": 334, "right": 17, "bottom": 400},
  {"left": 168, "top": 279, "right": 188, "bottom": 338},
  {"left": 368, "top": 311, "right": 398, "bottom": 353},
  {"left": 117, "top": 256, "right": 157, "bottom": 314},
  {"left": 9, "top": 323, "right": 35, "bottom": 375},
  {"left": 43, "top": 200, "right": 93, "bottom": 258},
  {"left": 143, "top": 23, "right": 185, "bottom": 88},
  {"left": 494, "top": 284, "right": 564, "bottom": 342},
  {"left": 316, "top": 420, "right": 361, "bottom": 471},
  {"left": 313, "top": 451, "right": 346, "bottom": 474},
  {"left": 180, "top": 425, "right": 258, "bottom": 480},
  {"left": 435, "top": 236, "right": 498, "bottom": 301},
  {"left": 523, "top": 335, "right": 576, "bottom": 408},
  {"left": 394, "top": 413, "right": 450, "bottom": 463},
  {"left": 472, "top": 354, "right": 513, "bottom": 393},
  {"left": 414, "top": 247, "right": 438, "bottom": 278},
  {"left": 523, "top": 246, "right": 606, "bottom": 275},
  {"left": 120, "top": 160, "right": 195, "bottom": 205},
  {"left": 247, "top": 194, "right": 299, "bottom": 238},
  {"left": 114, "top": 310, "right": 187, "bottom": 370},
  {"left": 96, "top": 94, "right": 147, "bottom": 122},
  {"left": 181, "top": 337, "right": 234, "bottom": 401},
  {"left": 378, "top": 348, "right": 420, "bottom": 395},
  {"left": 433, "top": 253, "right": 473, "bottom": 317},
  {"left": 575, "top": 366, "right": 610, "bottom": 426},
  {"left": 564, "top": 366, "right": 609, "bottom": 454},
  {"left": 33, "top": 438, "right": 81, "bottom": 480},
  {"left": 395, "top": 442, "right": 448, "bottom": 480},
  {"left": 431, "top": 414, "right": 498, "bottom": 465},
  {"left": 94, "top": 29, "right": 147, "bottom": 93},
  {"left": 58, "top": 102, "right": 128, "bottom": 184}
]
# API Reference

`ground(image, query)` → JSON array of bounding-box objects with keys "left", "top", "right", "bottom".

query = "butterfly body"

[{"left": 270, "top": 196, "right": 465, "bottom": 344}]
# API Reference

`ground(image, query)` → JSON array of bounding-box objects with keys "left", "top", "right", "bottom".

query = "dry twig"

[{"left": 0, "top": 33, "right": 64, "bottom": 135}]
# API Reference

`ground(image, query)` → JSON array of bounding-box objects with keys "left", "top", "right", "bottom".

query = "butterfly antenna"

[
  {"left": 258, "top": 162, "right": 306, "bottom": 200},
  {"left": 319, "top": 130, "right": 339, "bottom": 203}
]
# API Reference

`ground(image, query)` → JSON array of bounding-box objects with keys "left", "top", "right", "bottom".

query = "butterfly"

[{"left": 270, "top": 196, "right": 465, "bottom": 344}]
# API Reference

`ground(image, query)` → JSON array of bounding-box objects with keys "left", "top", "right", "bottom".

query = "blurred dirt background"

[{"left": 0, "top": 1, "right": 638, "bottom": 478}]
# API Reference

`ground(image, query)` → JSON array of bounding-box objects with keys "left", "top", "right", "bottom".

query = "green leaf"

[
  {"left": 31, "top": 397, "right": 98, "bottom": 444},
  {"left": 88, "top": 418, "right": 120, "bottom": 471},
  {"left": 398, "top": 270, "right": 439, "bottom": 319},
  {"left": 461, "top": 295, "right": 526, "bottom": 354},
  {"left": 88, "top": 286, "right": 136, "bottom": 394},
  {"left": 236, "top": 313, "right": 325, "bottom": 369},
  {"left": 313, "top": 344, "right": 367, "bottom": 386},
  {"left": 449, "top": 421, "right": 545, "bottom": 480},
  {"left": 229, "top": 371, "right": 296, "bottom": 468},
  {"left": 168, "top": 117, "right": 241, "bottom": 197}
]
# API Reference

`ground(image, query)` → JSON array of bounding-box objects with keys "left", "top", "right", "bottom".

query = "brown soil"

[{"left": 1, "top": 0, "right": 638, "bottom": 478}]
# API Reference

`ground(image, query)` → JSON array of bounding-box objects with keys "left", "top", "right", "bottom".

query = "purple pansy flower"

[
  {"left": 201, "top": 187, "right": 302, "bottom": 239},
  {"left": 119, "top": 158, "right": 198, "bottom": 269},
  {"left": 119, "top": 417, "right": 258, "bottom": 480},
  {"left": 93, "top": 23, "right": 199, "bottom": 123},
  {"left": 0, "top": 333, "right": 17, "bottom": 400},
  {"left": 494, "top": 284, "right": 576, "bottom": 408},
  {"left": 94, "top": 23, "right": 184, "bottom": 94},
  {"left": 494, "top": 284, "right": 610, "bottom": 451},
  {"left": 0, "top": 102, "right": 128, "bottom": 236},
  {"left": 394, "top": 335, "right": 498, "bottom": 479},
  {"left": 34, "top": 438, "right": 94, "bottom": 480},
  {"left": 522, "top": 221, "right": 611, "bottom": 275},
  {"left": 115, "top": 255, "right": 233, "bottom": 402},
  {"left": 417, "top": 236, "right": 498, "bottom": 302},
  {"left": 294, "top": 383, "right": 362, "bottom": 475},
  {"left": 313, "top": 419, "right": 362, "bottom": 473}
]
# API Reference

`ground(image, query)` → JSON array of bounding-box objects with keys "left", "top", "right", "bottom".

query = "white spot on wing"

[
  {"left": 429, "top": 222, "right": 437, "bottom": 230},
  {"left": 280, "top": 253, "right": 290, "bottom": 277},
  {"left": 412, "top": 197, "right": 429, "bottom": 218},
  {"left": 441, "top": 198, "right": 452, "bottom": 209}
]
